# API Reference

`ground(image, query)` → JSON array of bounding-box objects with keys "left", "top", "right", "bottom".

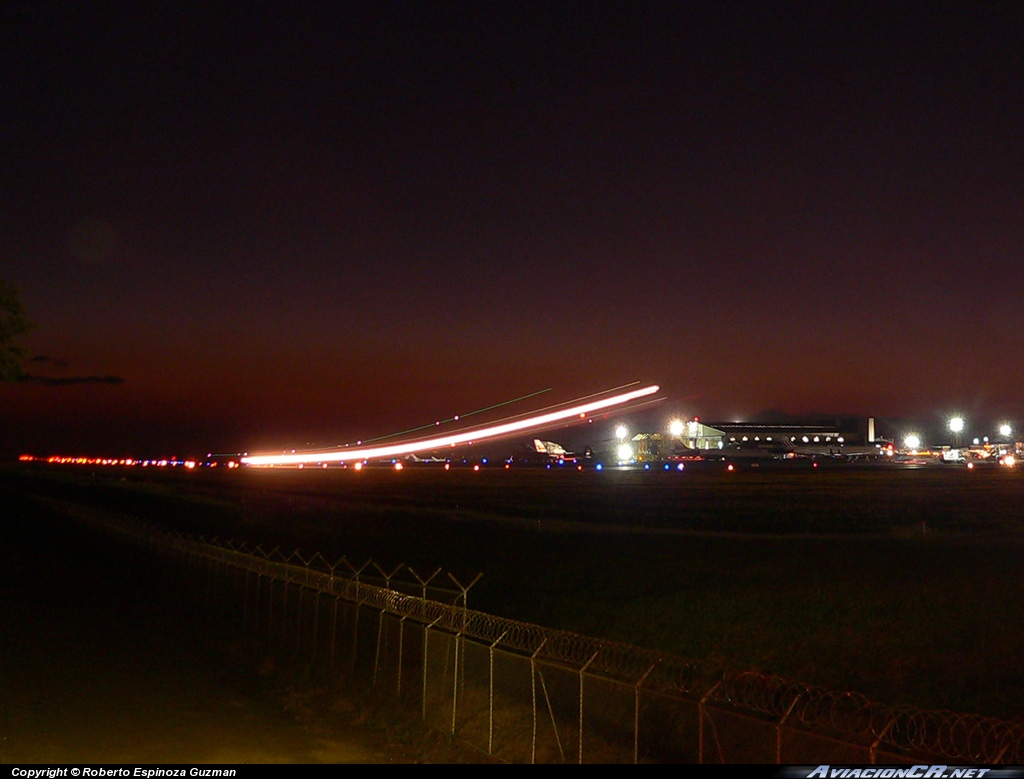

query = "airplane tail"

[{"left": 533, "top": 439, "right": 569, "bottom": 456}]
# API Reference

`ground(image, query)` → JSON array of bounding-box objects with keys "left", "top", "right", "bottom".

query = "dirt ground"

[{"left": 0, "top": 485, "right": 493, "bottom": 764}]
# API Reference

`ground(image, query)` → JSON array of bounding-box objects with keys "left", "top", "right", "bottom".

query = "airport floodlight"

[
  {"left": 904, "top": 434, "right": 921, "bottom": 450},
  {"left": 617, "top": 443, "right": 634, "bottom": 462},
  {"left": 615, "top": 425, "right": 629, "bottom": 441},
  {"left": 1000, "top": 424, "right": 1012, "bottom": 438},
  {"left": 669, "top": 419, "right": 684, "bottom": 437},
  {"left": 949, "top": 416, "right": 965, "bottom": 448}
]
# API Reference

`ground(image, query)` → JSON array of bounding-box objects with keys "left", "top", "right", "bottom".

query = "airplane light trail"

[
  {"left": 357, "top": 386, "right": 554, "bottom": 445},
  {"left": 241, "top": 384, "right": 660, "bottom": 466}
]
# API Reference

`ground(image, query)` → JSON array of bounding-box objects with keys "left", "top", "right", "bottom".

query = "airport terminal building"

[{"left": 629, "top": 418, "right": 878, "bottom": 460}]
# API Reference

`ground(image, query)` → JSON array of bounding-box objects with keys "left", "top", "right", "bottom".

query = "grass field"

[{"left": 7, "top": 460, "right": 1024, "bottom": 722}]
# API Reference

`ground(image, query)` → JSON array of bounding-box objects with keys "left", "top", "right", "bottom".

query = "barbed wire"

[{"left": 42, "top": 497, "right": 1024, "bottom": 764}]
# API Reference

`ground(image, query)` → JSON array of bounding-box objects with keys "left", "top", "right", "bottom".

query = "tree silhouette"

[{"left": 0, "top": 278, "right": 33, "bottom": 380}]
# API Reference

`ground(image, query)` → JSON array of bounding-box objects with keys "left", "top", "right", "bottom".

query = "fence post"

[
  {"left": 266, "top": 576, "right": 274, "bottom": 641},
  {"left": 447, "top": 571, "right": 482, "bottom": 734},
  {"left": 242, "top": 567, "right": 250, "bottom": 634},
  {"left": 776, "top": 690, "right": 804, "bottom": 764},
  {"left": 408, "top": 566, "right": 441, "bottom": 602},
  {"left": 451, "top": 626, "right": 462, "bottom": 736},
  {"left": 373, "top": 607, "right": 385, "bottom": 688},
  {"left": 488, "top": 630, "right": 508, "bottom": 757},
  {"left": 256, "top": 571, "right": 264, "bottom": 638},
  {"left": 699, "top": 680, "right": 724, "bottom": 764},
  {"left": 343, "top": 560, "right": 371, "bottom": 675},
  {"left": 397, "top": 615, "right": 408, "bottom": 697},
  {"left": 296, "top": 584, "right": 304, "bottom": 654},
  {"left": 309, "top": 584, "right": 320, "bottom": 665},
  {"left": 634, "top": 663, "right": 657, "bottom": 764},
  {"left": 330, "top": 596, "right": 340, "bottom": 670},
  {"left": 578, "top": 651, "right": 599, "bottom": 764},
  {"left": 424, "top": 615, "right": 444, "bottom": 722},
  {"left": 530, "top": 639, "right": 549, "bottom": 764},
  {"left": 869, "top": 715, "right": 897, "bottom": 765}
]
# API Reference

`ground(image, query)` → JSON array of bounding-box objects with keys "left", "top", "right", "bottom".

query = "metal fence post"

[
  {"left": 699, "top": 680, "right": 723, "bottom": 764},
  {"left": 373, "top": 607, "right": 385, "bottom": 688},
  {"left": 330, "top": 596, "right": 339, "bottom": 670},
  {"left": 776, "top": 690, "right": 803, "bottom": 763},
  {"left": 488, "top": 631, "right": 508, "bottom": 757},
  {"left": 634, "top": 663, "right": 656, "bottom": 764},
  {"left": 424, "top": 615, "right": 444, "bottom": 722},
  {"left": 397, "top": 615, "right": 407, "bottom": 697},
  {"left": 578, "top": 651, "right": 599, "bottom": 764},
  {"left": 530, "top": 640, "right": 547, "bottom": 764},
  {"left": 311, "top": 589, "right": 321, "bottom": 666}
]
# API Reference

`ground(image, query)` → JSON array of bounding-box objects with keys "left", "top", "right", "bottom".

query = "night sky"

[{"left": 3, "top": 2, "right": 1023, "bottom": 458}]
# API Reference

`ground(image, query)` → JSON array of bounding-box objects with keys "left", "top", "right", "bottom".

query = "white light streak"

[{"left": 242, "top": 384, "right": 660, "bottom": 466}]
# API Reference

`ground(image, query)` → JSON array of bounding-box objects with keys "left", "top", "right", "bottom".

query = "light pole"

[
  {"left": 949, "top": 417, "right": 964, "bottom": 449},
  {"left": 615, "top": 425, "right": 632, "bottom": 464}
]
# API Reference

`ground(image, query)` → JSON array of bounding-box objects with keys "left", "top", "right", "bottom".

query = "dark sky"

[{"left": 3, "top": 2, "right": 1023, "bottom": 458}]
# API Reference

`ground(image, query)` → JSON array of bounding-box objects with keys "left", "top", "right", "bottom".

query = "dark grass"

[{"left": 6, "top": 461, "right": 1024, "bottom": 721}]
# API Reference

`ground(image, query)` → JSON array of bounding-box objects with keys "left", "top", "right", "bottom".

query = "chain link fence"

[{"left": 61, "top": 501, "right": 1024, "bottom": 764}]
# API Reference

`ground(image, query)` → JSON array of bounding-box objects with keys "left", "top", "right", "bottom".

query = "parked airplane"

[
  {"left": 504, "top": 439, "right": 590, "bottom": 466},
  {"left": 404, "top": 452, "right": 449, "bottom": 464},
  {"left": 787, "top": 440, "right": 895, "bottom": 460},
  {"left": 703, "top": 438, "right": 894, "bottom": 462}
]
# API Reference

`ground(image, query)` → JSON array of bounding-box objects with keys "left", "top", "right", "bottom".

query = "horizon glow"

[{"left": 241, "top": 384, "right": 660, "bottom": 466}]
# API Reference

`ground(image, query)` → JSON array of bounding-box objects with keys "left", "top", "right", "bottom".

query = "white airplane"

[
  {"left": 403, "top": 452, "right": 449, "bottom": 464},
  {"left": 785, "top": 439, "right": 895, "bottom": 460},
  {"left": 702, "top": 438, "right": 895, "bottom": 462}
]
